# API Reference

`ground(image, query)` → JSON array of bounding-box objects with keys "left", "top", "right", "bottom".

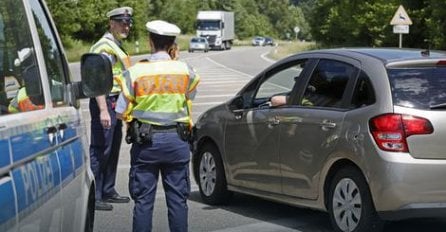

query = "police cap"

[
  {"left": 107, "top": 7, "right": 133, "bottom": 22},
  {"left": 145, "top": 20, "right": 181, "bottom": 37}
]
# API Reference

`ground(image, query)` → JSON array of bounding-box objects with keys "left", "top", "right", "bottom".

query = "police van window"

[
  {"left": 302, "top": 59, "right": 355, "bottom": 108},
  {"left": 0, "top": 0, "right": 44, "bottom": 115},
  {"left": 29, "top": 0, "right": 67, "bottom": 107}
]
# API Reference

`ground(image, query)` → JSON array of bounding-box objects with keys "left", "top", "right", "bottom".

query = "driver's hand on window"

[{"left": 271, "top": 95, "right": 287, "bottom": 107}]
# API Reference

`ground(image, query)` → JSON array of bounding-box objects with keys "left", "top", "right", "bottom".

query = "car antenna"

[{"left": 421, "top": 39, "right": 430, "bottom": 57}]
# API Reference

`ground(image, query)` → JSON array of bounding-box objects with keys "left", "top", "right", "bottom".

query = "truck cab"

[
  {"left": 0, "top": 0, "right": 111, "bottom": 231},
  {"left": 196, "top": 11, "right": 234, "bottom": 50}
]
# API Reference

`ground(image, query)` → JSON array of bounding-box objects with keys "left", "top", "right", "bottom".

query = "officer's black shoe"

[
  {"left": 103, "top": 194, "right": 131, "bottom": 203},
  {"left": 95, "top": 201, "right": 113, "bottom": 211}
]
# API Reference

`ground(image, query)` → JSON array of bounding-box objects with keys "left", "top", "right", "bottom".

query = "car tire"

[
  {"left": 328, "top": 167, "right": 383, "bottom": 232},
  {"left": 188, "top": 49, "right": 193, "bottom": 53},
  {"left": 196, "top": 143, "right": 232, "bottom": 205},
  {"left": 84, "top": 187, "right": 95, "bottom": 232}
]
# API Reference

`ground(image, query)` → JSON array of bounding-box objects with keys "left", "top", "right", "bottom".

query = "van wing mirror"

[{"left": 80, "top": 53, "right": 113, "bottom": 98}]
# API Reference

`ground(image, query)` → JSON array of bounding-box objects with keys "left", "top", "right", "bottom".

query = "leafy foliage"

[{"left": 45, "top": 0, "right": 446, "bottom": 50}]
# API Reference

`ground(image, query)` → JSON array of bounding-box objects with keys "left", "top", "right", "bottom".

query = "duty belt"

[{"left": 152, "top": 124, "right": 177, "bottom": 133}]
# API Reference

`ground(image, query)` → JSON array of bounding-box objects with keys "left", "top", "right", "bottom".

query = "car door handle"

[
  {"left": 46, "top": 126, "right": 57, "bottom": 145},
  {"left": 320, "top": 120, "right": 336, "bottom": 130},
  {"left": 267, "top": 117, "right": 280, "bottom": 126},
  {"left": 58, "top": 123, "right": 67, "bottom": 141}
]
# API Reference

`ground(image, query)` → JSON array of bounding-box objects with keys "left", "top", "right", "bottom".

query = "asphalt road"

[{"left": 70, "top": 46, "right": 446, "bottom": 232}]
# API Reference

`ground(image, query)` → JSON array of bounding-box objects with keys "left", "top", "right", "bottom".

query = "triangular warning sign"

[{"left": 390, "top": 5, "right": 412, "bottom": 25}]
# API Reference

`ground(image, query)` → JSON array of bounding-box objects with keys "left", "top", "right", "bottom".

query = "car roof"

[{"left": 295, "top": 48, "right": 446, "bottom": 64}]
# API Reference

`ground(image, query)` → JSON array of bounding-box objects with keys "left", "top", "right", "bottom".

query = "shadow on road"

[{"left": 188, "top": 190, "right": 446, "bottom": 232}]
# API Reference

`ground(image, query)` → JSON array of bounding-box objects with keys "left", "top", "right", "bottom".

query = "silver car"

[
  {"left": 189, "top": 37, "right": 209, "bottom": 53},
  {"left": 192, "top": 48, "right": 446, "bottom": 232}
]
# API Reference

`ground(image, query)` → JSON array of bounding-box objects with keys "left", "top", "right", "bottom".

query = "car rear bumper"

[{"left": 369, "top": 152, "right": 446, "bottom": 220}]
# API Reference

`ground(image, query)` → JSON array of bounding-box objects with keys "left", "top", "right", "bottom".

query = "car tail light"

[
  {"left": 369, "top": 114, "right": 433, "bottom": 152},
  {"left": 436, "top": 60, "right": 446, "bottom": 66}
]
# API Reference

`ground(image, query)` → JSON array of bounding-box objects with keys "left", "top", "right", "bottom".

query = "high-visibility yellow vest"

[
  {"left": 8, "top": 88, "right": 44, "bottom": 113},
  {"left": 90, "top": 36, "right": 131, "bottom": 94},
  {"left": 121, "top": 60, "right": 200, "bottom": 125}
]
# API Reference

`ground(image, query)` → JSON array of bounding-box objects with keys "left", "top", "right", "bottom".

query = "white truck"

[{"left": 196, "top": 11, "right": 234, "bottom": 50}]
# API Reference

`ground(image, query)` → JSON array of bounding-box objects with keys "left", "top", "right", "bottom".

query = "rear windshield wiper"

[{"left": 430, "top": 103, "right": 446, "bottom": 109}]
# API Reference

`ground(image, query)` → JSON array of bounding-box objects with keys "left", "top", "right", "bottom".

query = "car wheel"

[
  {"left": 84, "top": 187, "right": 95, "bottom": 232},
  {"left": 328, "top": 167, "right": 383, "bottom": 232},
  {"left": 196, "top": 143, "right": 232, "bottom": 205},
  {"left": 188, "top": 49, "right": 193, "bottom": 53}
]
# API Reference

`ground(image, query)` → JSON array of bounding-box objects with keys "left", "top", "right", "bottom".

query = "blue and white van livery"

[{"left": 0, "top": 0, "right": 112, "bottom": 231}]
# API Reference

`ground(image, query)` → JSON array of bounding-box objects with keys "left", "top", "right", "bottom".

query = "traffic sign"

[
  {"left": 390, "top": 5, "right": 412, "bottom": 25},
  {"left": 393, "top": 25, "right": 409, "bottom": 34},
  {"left": 294, "top": 26, "right": 300, "bottom": 33}
]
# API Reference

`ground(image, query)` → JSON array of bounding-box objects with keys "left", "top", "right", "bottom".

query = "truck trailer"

[{"left": 196, "top": 11, "right": 234, "bottom": 50}]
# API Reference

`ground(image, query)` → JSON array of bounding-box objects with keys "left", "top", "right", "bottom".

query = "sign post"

[
  {"left": 390, "top": 5, "right": 412, "bottom": 48},
  {"left": 293, "top": 26, "right": 300, "bottom": 41}
]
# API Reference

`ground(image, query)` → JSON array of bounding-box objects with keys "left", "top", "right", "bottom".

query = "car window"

[
  {"left": 388, "top": 67, "right": 446, "bottom": 109},
  {"left": 350, "top": 71, "right": 375, "bottom": 108},
  {"left": 253, "top": 59, "right": 307, "bottom": 106},
  {"left": 30, "top": 0, "right": 68, "bottom": 107},
  {"left": 0, "top": 0, "right": 44, "bottom": 115},
  {"left": 303, "top": 59, "right": 356, "bottom": 108}
]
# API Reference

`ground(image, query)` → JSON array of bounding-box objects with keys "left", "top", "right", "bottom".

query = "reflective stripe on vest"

[
  {"left": 90, "top": 37, "right": 131, "bottom": 93},
  {"left": 9, "top": 88, "right": 44, "bottom": 112},
  {"left": 123, "top": 60, "right": 194, "bottom": 125}
]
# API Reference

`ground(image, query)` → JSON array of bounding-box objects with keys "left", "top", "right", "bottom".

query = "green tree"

[{"left": 45, "top": 0, "right": 81, "bottom": 47}]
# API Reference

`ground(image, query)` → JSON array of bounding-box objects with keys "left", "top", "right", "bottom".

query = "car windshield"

[
  {"left": 388, "top": 67, "right": 446, "bottom": 109},
  {"left": 191, "top": 38, "right": 204, "bottom": 43}
]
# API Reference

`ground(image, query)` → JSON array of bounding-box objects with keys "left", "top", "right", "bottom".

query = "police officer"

[
  {"left": 115, "top": 20, "right": 200, "bottom": 232},
  {"left": 89, "top": 6, "right": 132, "bottom": 211}
]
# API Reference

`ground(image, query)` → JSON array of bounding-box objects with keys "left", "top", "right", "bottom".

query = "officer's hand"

[{"left": 100, "top": 110, "right": 111, "bottom": 129}]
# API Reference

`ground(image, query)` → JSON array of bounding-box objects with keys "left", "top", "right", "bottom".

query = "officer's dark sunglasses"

[{"left": 113, "top": 19, "right": 133, "bottom": 27}]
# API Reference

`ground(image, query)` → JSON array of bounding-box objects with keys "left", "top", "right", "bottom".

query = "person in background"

[
  {"left": 89, "top": 6, "right": 132, "bottom": 211},
  {"left": 115, "top": 20, "right": 200, "bottom": 232}
]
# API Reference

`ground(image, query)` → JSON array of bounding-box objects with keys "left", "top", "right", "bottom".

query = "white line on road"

[{"left": 205, "top": 57, "right": 253, "bottom": 78}]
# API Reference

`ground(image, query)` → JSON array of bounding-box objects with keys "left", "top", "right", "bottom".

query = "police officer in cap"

[
  {"left": 115, "top": 20, "right": 200, "bottom": 232},
  {"left": 89, "top": 6, "right": 132, "bottom": 211}
]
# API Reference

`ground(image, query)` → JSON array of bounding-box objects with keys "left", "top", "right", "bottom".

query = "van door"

[
  {"left": 27, "top": 0, "right": 92, "bottom": 231},
  {"left": 0, "top": 0, "right": 93, "bottom": 231},
  {"left": 0, "top": 137, "right": 16, "bottom": 232}
]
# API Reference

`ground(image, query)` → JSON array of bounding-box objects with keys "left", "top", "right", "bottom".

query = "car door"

[
  {"left": 224, "top": 59, "right": 308, "bottom": 193},
  {"left": 28, "top": 1, "right": 91, "bottom": 231},
  {"left": 279, "top": 58, "right": 359, "bottom": 199},
  {"left": 0, "top": 1, "right": 92, "bottom": 231}
]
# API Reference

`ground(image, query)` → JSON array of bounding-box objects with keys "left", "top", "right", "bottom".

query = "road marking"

[
  {"left": 205, "top": 57, "right": 253, "bottom": 79},
  {"left": 210, "top": 218, "right": 306, "bottom": 232}
]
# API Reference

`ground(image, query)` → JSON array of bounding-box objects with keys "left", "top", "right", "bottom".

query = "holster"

[
  {"left": 125, "top": 120, "right": 153, "bottom": 144},
  {"left": 176, "top": 123, "right": 191, "bottom": 142}
]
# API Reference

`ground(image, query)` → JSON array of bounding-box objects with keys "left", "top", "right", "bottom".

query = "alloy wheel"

[{"left": 199, "top": 151, "right": 217, "bottom": 196}]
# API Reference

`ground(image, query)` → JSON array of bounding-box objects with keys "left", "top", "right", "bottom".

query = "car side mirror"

[{"left": 80, "top": 53, "right": 113, "bottom": 98}]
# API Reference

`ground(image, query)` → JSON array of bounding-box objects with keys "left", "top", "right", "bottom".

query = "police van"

[{"left": 0, "top": 0, "right": 112, "bottom": 231}]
